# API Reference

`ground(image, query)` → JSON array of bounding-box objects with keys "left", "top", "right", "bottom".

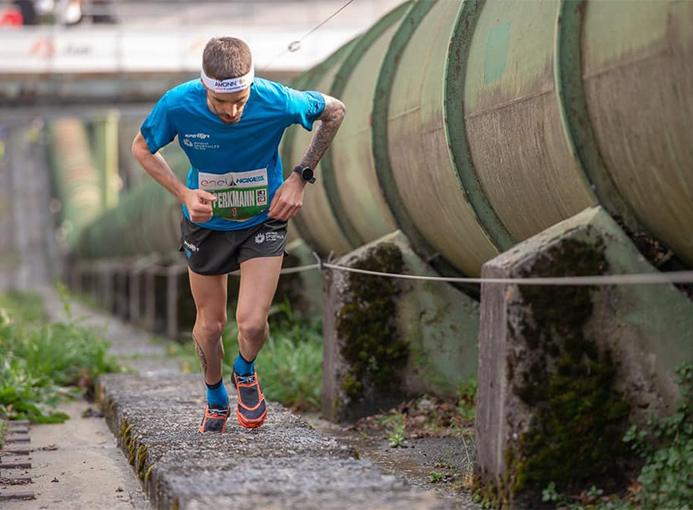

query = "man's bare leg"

[
  {"left": 188, "top": 269, "right": 228, "bottom": 385},
  {"left": 236, "top": 256, "right": 283, "bottom": 362},
  {"left": 232, "top": 255, "right": 283, "bottom": 429}
]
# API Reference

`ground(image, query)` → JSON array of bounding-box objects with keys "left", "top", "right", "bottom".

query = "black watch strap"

[{"left": 293, "top": 165, "right": 316, "bottom": 184}]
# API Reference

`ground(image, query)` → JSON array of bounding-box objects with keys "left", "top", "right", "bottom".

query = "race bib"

[{"left": 198, "top": 168, "right": 269, "bottom": 221}]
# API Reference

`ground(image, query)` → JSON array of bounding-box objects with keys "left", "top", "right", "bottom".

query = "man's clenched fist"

[{"left": 185, "top": 189, "right": 217, "bottom": 223}]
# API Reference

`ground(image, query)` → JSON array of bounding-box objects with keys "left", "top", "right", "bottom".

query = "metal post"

[
  {"left": 145, "top": 267, "right": 156, "bottom": 333},
  {"left": 130, "top": 269, "right": 140, "bottom": 325},
  {"left": 104, "top": 265, "right": 114, "bottom": 312},
  {"left": 117, "top": 268, "right": 128, "bottom": 320},
  {"left": 166, "top": 266, "right": 179, "bottom": 340}
]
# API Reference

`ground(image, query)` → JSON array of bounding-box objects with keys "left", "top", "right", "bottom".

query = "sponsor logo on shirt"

[
  {"left": 198, "top": 169, "right": 267, "bottom": 191},
  {"left": 182, "top": 132, "right": 218, "bottom": 150}
]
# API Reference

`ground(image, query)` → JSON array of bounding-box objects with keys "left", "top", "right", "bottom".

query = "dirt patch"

[{"left": 304, "top": 395, "right": 480, "bottom": 509}]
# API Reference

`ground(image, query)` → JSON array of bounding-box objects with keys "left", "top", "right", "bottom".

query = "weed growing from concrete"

[
  {"left": 428, "top": 471, "right": 447, "bottom": 483},
  {"left": 0, "top": 289, "right": 122, "bottom": 423},
  {"left": 378, "top": 412, "right": 407, "bottom": 448}
]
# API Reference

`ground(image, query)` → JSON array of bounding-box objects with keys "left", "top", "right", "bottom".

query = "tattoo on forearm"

[
  {"left": 193, "top": 334, "right": 208, "bottom": 378},
  {"left": 302, "top": 121, "right": 339, "bottom": 168},
  {"left": 301, "top": 100, "right": 345, "bottom": 169}
]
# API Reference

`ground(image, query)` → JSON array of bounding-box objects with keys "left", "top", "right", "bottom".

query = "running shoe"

[
  {"left": 231, "top": 371, "right": 267, "bottom": 429},
  {"left": 197, "top": 404, "right": 230, "bottom": 435}
]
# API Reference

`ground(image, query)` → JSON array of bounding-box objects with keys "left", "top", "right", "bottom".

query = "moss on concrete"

[
  {"left": 472, "top": 467, "right": 512, "bottom": 510},
  {"left": 144, "top": 464, "right": 155, "bottom": 482},
  {"left": 137, "top": 444, "right": 148, "bottom": 481},
  {"left": 336, "top": 243, "right": 409, "bottom": 401},
  {"left": 502, "top": 238, "right": 633, "bottom": 504}
]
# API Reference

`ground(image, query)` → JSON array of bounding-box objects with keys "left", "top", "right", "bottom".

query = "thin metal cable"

[
  {"left": 296, "top": 0, "right": 356, "bottom": 43},
  {"left": 260, "top": 0, "right": 356, "bottom": 72},
  {"left": 279, "top": 263, "right": 319, "bottom": 275},
  {"left": 321, "top": 263, "right": 693, "bottom": 286},
  {"left": 275, "top": 256, "right": 693, "bottom": 286}
]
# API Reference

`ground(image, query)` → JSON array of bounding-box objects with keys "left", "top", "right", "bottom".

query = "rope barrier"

[
  {"left": 321, "top": 263, "right": 693, "bottom": 286},
  {"left": 279, "top": 263, "right": 319, "bottom": 275},
  {"left": 270, "top": 252, "right": 693, "bottom": 286}
]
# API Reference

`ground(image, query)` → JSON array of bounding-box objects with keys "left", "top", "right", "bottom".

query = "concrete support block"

[
  {"left": 474, "top": 206, "right": 693, "bottom": 507},
  {"left": 322, "top": 230, "right": 480, "bottom": 422}
]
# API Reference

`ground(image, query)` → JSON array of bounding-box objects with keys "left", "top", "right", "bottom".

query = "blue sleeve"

[
  {"left": 282, "top": 86, "right": 326, "bottom": 131},
  {"left": 140, "top": 91, "right": 177, "bottom": 153}
]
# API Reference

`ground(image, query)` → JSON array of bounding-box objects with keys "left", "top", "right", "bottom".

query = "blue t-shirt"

[{"left": 140, "top": 78, "right": 325, "bottom": 231}]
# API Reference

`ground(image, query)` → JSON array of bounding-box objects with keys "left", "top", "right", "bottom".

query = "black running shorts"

[{"left": 179, "top": 215, "right": 288, "bottom": 275}]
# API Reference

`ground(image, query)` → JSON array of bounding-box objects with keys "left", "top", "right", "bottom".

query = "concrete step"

[{"left": 98, "top": 374, "right": 455, "bottom": 510}]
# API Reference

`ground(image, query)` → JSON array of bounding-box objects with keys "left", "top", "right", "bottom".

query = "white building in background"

[{"left": 0, "top": 0, "right": 406, "bottom": 75}]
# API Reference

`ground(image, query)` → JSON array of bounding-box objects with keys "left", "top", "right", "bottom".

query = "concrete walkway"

[
  {"left": 100, "top": 374, "right": 453, "bottom": 510},
  {"left": 39, "top": 287, "right": 455, "bottom": 509}
]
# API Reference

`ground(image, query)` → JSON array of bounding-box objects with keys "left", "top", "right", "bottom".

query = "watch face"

[{"left": 301, "top": 167, "right": 314, "bottom": 181}]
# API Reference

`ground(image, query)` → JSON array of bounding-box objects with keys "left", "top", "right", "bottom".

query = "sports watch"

[{"left": 293, "top": 165, "right": 316, "bottom": 184}]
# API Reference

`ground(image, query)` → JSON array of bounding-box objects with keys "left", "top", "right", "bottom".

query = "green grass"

[
  {"left": 457, "top": 376, "right": 477, "bottom": 421},
  {"left": 0, "top": 291, "right": 46, "bottom": 323},
  {"left": 0, "top": 288, "right": 123, "bottom": 423},
  {"left": 171, "top": 300, "right": 323, "bottom": 412},
  {"left": 0, "top": 418, "right": 7, "bottom": 448}
]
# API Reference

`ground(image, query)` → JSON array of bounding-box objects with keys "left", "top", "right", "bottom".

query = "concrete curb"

[{"left": 98, "top": 373, "right": 455, "bottom": 510}]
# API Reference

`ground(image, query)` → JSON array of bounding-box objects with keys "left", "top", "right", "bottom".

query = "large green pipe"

[
  {"left": 289, "top": 0, "right": 693, "bottom": 274},
  {"left": 319, "top": 2, "right": 410, "bottom": 249},
  {"left": 279, "top": 38, "right": 362, "bottom": 256},
  {"left": 579, "top": 0, "right": 693, "bottom": 267},
  {"left": 49, "top": 118, "right": 102, "bottom": 247}
]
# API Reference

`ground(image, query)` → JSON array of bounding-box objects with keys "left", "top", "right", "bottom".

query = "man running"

[{"left": 132, "top": 37, "right": 345, "bottom": 433}]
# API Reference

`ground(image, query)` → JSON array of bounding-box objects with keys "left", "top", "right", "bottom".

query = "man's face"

[{"left": 205, "top": 86, "right": 251, "bottom": 125}]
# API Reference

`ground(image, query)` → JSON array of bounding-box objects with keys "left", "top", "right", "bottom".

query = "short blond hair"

[{"left": 202, "top": 37, "right": 252, "bottom": 80}]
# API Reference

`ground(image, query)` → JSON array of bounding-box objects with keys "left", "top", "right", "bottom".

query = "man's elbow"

[
  {"left": 131, "top": 132, "right": 149, "bottom": 161},
  {"left": 333, "top": 99, "right": 346, "bottom": 122}
]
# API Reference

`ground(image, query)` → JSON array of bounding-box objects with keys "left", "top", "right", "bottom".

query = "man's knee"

[
  {"left": 237, "top": 315, "right": 267, "bottom": 342},
  {"left": 195, "top": 314, "right": 226, "bottom": 342}
]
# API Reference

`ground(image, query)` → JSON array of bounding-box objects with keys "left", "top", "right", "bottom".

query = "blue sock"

[
  {"left": 206, "top": 378, "right": 228, "bottom": 409},
  {"left": 233, "top": 352, "right": 256, "bottom": 376}
]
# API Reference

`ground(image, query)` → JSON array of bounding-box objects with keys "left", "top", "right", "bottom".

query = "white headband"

[{"left": 201, "top": 65, "right": 254, "bottom": 93}]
